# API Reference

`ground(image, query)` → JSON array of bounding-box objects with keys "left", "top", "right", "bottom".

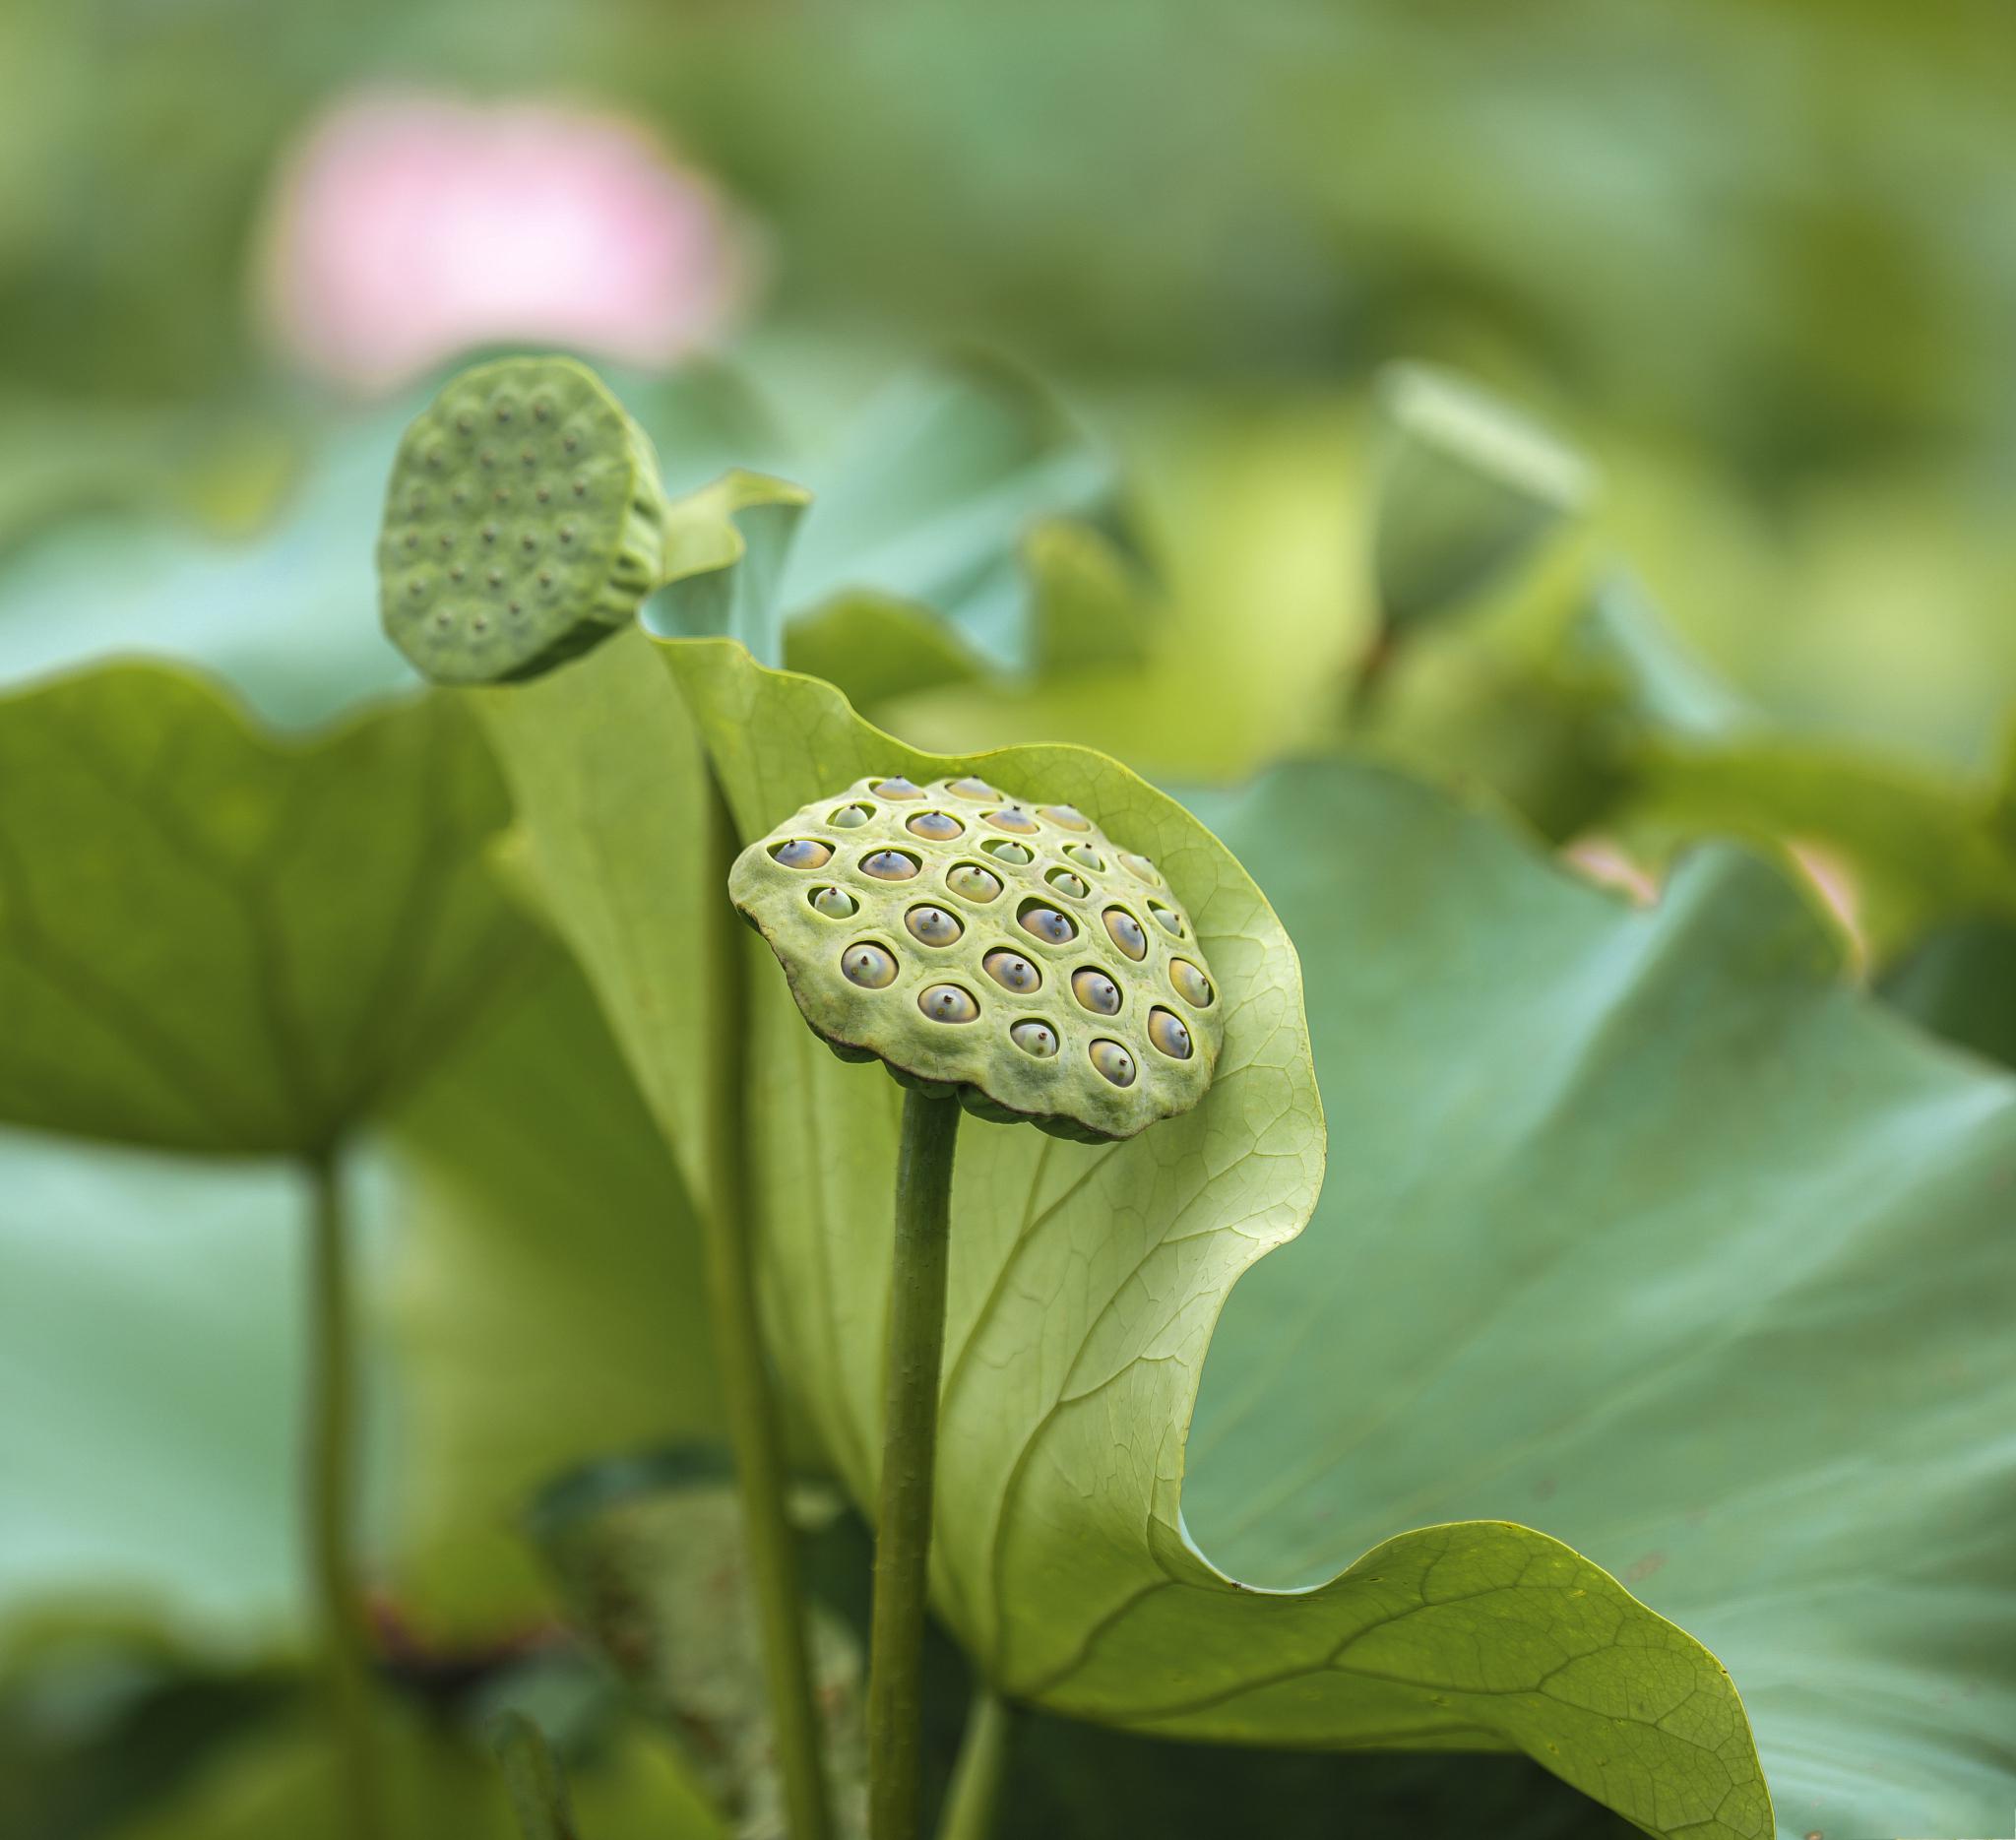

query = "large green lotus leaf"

[
  {"left": 511, "top": 637, "right": 1761, "bottom": 1839},
  {"left": 380, "top": 946, "right": 724, "bottom": 1644},
  {"left": 0, "top": 663, "right": 533, "bottom": 1156},
  {"left": 1178, "top": 760, "right": 2016, "bottom": 1840}
]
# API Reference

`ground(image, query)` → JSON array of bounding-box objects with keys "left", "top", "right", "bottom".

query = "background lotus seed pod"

[
  {"left": 378, "top": 354, "right": 668, "bottom": 685},
  {"left": 729, "top": 776, "right": 1223, "bottom": 1141}
]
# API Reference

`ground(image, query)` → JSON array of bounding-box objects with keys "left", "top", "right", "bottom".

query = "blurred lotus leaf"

[{"left": 0, "top": 663, "right": 533, "bottom": 1156}]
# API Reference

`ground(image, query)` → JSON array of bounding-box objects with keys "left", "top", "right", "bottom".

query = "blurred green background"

[{"left": 4, "top": 1, "right": 2013, "bottom": 1833}]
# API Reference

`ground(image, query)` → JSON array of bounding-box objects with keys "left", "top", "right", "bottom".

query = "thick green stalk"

[
  {"left": 935, "top": 1688, "right": 1012, "bottom": 1840},
  {"left": 704, "top": 778, "right": 836, "bottom": 1840},
  {"left": 867, "top": 1087, "right": 963, "bottom": 1840},
  {"left": 305, "top": 1148, "right": 386, "bottom": 1840}
]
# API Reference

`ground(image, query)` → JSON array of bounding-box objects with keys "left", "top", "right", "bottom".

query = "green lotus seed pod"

[
  {"left": 729, "top": 773, "right": 1225, "bottom": 1140},
  {"left": 378, "top": 355, "right": 669, "bottom": 685}
]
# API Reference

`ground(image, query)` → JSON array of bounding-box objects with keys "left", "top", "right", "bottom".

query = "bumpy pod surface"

[
  {"left": 379, "top": 355, "right": 666, "bottom": 684},
  {"left": 730, "top": 776, "right": 1223, "bottom": 1141}
]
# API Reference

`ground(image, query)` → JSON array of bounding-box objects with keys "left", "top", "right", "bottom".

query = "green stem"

[
  {"left": 867, "top": 1087, "right": 962, "bottom": 1840},
  {"left": 934, "top": 1688, "right": 1012, "bottom": 1840},
  {"left": 305, "top": 1148, "right": 386, "bottom": 1840},
  {"left": 704, "top": 777, "right": 836, "bottom": 1840}
]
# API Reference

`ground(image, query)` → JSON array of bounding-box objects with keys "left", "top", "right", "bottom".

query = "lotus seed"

[
  {"left": 844, "top": 943, "right": 899, "bottom": 988},
  {"left": 984, "top": 950, "right": 1042, "bottom": 994},
  {"left": 986, "top": 809, "right": 1040, "bottom": 835},
  {"left": 906, "top": 906, "right": 963, "bottom": 946},
  {"left": 1047, "top": 869, "right": 1090, "bottom": 900},
  {"left": 982, "top": 840, "right": 1034, "bottom": 865},
  {"left": 1119, "top": 852, "right": 1161, "bottom": 884},
  {"left": 1103, "top": 908, "right": 1148, "bottom": 960},
  {"left": 874, "top": 777, "right": 924, "bottom": 800},
  {"left": 1041, "top": 804, "right": 1091, "bottom": 831},
  {"left": 1150, "top": 902, "right": 1185, "bottom": 937},
  {"left": 809, "top": 885, "right": 858, "bottom": 919},
  {"left": 861, "top": 850, "right": 921, "bottom": 881},
  {"left": 948, "top": 777, "right": 1000, "bottom": 799},
  {"left": 830, "top": 804, "right": 873, "bottom": 828},
  {"left": 917, "top": 983, "right": 980, "bottom": 1024},
  {"left": 1071, "top": 969, "right": 1122, "bottom": 1015},
  {"left": 1148, "top": 1008, "right": 1193, "bottom": 1059},
  {"left": 1011, "top": 1020, "right": 1059, "bottom": 1057},
  {"left": 1170, "top": 958, "right": 1214, "bottom": 1006},
  {"left": 1019, "top": 905, "right": 1076, "bottom": 945},
  {"left": 1090, "top": 1040, "right": 1137, "bottom": 1086},
  {"left": 773, "top": 839, "right": 832, "bottom": 869},
  {"left": 908, "top": 811, "right": 964, "bottom": 841},
  {"left": 1064, "top": 844, "right": 1104, "bottom": 872},
  {"left": 948, "top": 864, "right": 1003, "bottom": 902}
]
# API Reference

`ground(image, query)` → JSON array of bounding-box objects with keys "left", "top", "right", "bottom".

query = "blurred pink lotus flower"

[{"left": 259, "top": 91, "right": 754, "bottom": 395}]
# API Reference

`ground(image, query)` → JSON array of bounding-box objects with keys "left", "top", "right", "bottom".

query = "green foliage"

[
  {"left": 0, "top": 664, "right": 532, "bottom": 1155},
  {"left": 382, "top": 949, "right": 724, "bottom": 1643},
  {"left": 1183, "top": 759, "right": 2016, "bottom": 1840},
  {"left": 475, "top": 634, "right": 1770, "bottom": 1840}
]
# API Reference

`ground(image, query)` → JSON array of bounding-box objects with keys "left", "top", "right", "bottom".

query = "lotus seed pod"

[
  {"left": 729, "top": 774, "right": 1224, "bottom": 1141},
  {"left": 378, "top": 354, "right": 668, "bottom": 685}
]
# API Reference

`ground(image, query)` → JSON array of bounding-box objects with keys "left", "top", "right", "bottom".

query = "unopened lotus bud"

[
  {"left": 730, "top": 775, "right": 1224, "bottom": 1141},
  {"left": 1368, "top": 361, "right": 1594, "bottom": 638}
]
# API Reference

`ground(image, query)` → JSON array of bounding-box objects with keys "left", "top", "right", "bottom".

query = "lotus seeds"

[
  {"left": 906, "top": 906, "right": 963, "bottom": 946},
  {"left": 773, "top": 840, "right": 832, "bottom": 869},
  {"left": 984, "top": 950, "right": 1042, "bottom": 994},
  {"left": 844, "top": 944, "right": 899, "bottom": 988},
  {"left": 1071, "top": 969, "right": 1122, "bottom": 1015},
  {"left": 1090, "top": 1041, "right": 1137, "bottom": 1086},
  {"left": 917, "top": 984, "right": 979, "bottom": 1024},
  {"left": 1103, "top": 908, "right": 1147, "bottom": 959},
  {"left": 1011, "top": 1021, "right": 1059, "bottom": 1058},
  {"left": 947, "top": 864, "right": 1003, "bottom": 903},
  {"left": 1019, "top": 905, "right": 1076, "bottom": 945},
  {"left": 730, "top": 772, "right": 1223, "bottom": 1140}
]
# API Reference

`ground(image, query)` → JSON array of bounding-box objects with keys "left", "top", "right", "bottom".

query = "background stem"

[
  {"left": 867, "top": 1087, "right": 962, "bottom": 1840},
  {"left": 305, "top": 1147, "right": 386, "bottom": 1840},
  {"left": 935, "top": 1688, "right": 1012, "bottom": 1840},
  {"left": 704, "top": 776, "right": 837, "bottom": 1840}
]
